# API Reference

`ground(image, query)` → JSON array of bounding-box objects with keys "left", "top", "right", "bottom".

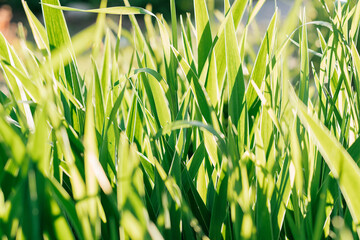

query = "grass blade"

[{"left": 289, "top": 85, "right": 360, "bottom": 237}]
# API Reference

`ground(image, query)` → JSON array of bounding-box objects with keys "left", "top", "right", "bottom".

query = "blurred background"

[
  {"left": 2, "top": 0, "right": 200, "bottom": 18},
  {"left": 0, "top": 0, "right": 299, "bottom": 37},
  {"left": 0, "top": 0, "right": 341, "bottom": 99}
]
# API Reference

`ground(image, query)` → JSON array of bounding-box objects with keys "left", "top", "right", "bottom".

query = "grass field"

[{"left": 1, "top": 0, "right": 360, "bottom": 239}]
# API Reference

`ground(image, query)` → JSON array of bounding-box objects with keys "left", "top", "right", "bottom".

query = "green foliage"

[{"left": 1, "top": 0, "right": 360, "bottom": 239}]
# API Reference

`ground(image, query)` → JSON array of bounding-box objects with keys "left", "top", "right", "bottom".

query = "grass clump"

[{"left": 1, "top": 0, "right": 360, "bottom": 239}]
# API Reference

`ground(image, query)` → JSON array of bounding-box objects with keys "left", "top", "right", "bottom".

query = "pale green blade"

[
  {"left": 194, "top": 0, "right": 212, "bottom": 74},
  {"left": 41, "top": 0, "right": 72, "bottom": 50},
  {"left": 246, "top": 10, "right": 277, "bottom": 109},
  {"left": 22, "top": 0, "right": 49, "bottom": 51},
  {"left": 225, "top": 10, "right": 245, "bottom": 127},
  {"left": 289, "top": 85, "right": 360, "bottom": 236},
  {"left": 42, "top": 3, "right": 154, "bottom": 16}
]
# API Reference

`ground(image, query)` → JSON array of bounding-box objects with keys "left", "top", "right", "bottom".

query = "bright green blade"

[
  {"left": 194, "top": 0, "right": 212, "bottom": 74},
  {"left": 22, "top": 0, "right": 49, "bottom": 51},
  {"left": 246, "top": 10, "right": 277, "bottom": 109},
  {"left": 41, "top": 0, "right": 72, "bottom": 50},
  {"left": 225, "top": 9, "right": 245, "bottom": 127},
  {"left": 42, "top": 3, "right": 154, "bottom": 16},
  {"left": 289, "top": 85, "right": 360, "bottom": 237}
]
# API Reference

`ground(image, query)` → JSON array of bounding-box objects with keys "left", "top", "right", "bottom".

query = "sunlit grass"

[{"left": 0, "top": 0, "right": 360, "bottom": 239}]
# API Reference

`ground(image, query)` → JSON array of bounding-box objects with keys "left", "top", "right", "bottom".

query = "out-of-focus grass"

[{"left": 0, "top": 0, "right": 360, "bottom": 239}]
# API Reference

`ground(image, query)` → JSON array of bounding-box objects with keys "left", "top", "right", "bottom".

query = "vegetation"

[{"left": 1, "top": 0, "right": 360, "bottom": 239}]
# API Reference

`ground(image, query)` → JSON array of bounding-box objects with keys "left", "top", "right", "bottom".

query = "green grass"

[{"left": 1, "top": 0, "right": 360, "bottom": 239}]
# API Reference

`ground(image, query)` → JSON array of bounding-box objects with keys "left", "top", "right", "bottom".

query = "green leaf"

[
  {"left": 350, "top": 1, "right": 360, "bottom": 39},
  {"left": 41, "top": 0, "right": 72, "bottom": 50},
  {"left": 133, "top": 64, "right": 171, "bottom": 128},
  {"left": 299, "top": 11, "right": 309, "bottom": 105},
  {"left": 22, "top": 0, "right": 49, "bottom": 51},
  {"left": 225, "top": 10, "right": 245, "bottom": 127},
  {"left": 348, "top": 137, "right": 360, "bottom": 163},
  {"left": 246, "top": 10, "right": 277, "bottom": 109},
  {"left": 289, "top": 85, "right": 360, "bottom": 236},
  {"left": 42, "top": 3, "right": 155, "bottom": 16},
  {"left": 171, "top": 46, "right": 217, "bottom": 128},
  {"left": 154, "top": 120, "right": 226, "bottom": 154},
  {"left": 214, "top": 0, "right": 248, "bottom": 85},
  {"left": 194, "top": 0, "right": 212, "bottom": 73}
]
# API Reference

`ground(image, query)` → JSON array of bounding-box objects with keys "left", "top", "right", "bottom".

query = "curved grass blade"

[
  {"left": 289, "top": 85, "right": 360, "bottom": 237},
  {"left": 225, "top": 10, "right": 245, "bottom": 127},
  {"left": 42, "top": 3, "right": 155, "bottom": 17},
  {"left": 22, "top": 0, "right": 49, "bottom": 51},
  {"left": 154, "top": 120, "right": 226, "bottom": 154},
  {"left": 133, "top": 63, "right": 171, "bottom": 128}
]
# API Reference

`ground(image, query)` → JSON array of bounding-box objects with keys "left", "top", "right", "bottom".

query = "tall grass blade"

[
  {"left": 289, "top": 85, "right": 360, "bottom": 237},
  {"left": 194, "top": 0, "right": 212, "bottom": 74}
]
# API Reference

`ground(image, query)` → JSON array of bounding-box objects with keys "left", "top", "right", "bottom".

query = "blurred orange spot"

[{"left": 0, "top": 5, "right": 18, "bottom": 44}]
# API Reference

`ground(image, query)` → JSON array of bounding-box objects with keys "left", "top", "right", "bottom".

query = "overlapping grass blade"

[{"left": 289, "top": 85, "right": 360, "bottom": 237}]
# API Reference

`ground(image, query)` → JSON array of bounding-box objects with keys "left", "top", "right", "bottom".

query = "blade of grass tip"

[
  {"left": 22, "top": 0, "right": 49, "bottom": 52},
  {"left": 154, "top": 120, "right": 226, "bottom": 153},
  {"left": 122, "top": 0, "right": 157, "bottom": 68},
  {"left": 103, "top": 83, "right": 126, "bottom": 133},
  {"left": 92, "top": 0, "right": 108, "bottom": 57},
  {"left": 180, "top": 15, "right": 196, "bottom": 75},
  {"left": 186, "top": 141, "right": 205, "bottom": 180},
  {"left": 186, "top": 13, "right": 195, "bottom": 50},
  {"left": 157, "top": 15, "right": 172, "bottom": 69},
  {"left": 125, "top": 91, "right": 143, "bottom": 146},
  {"left": 41, "top": 0, "right": 72, "bottom": 51},
  {"left": 1, "top": 63, "right": 40, "bottom": 103},
  {"left": 246, "top": 10, "right": 277, "bottom": 110},
  {"left": 92, "top": 59, "right": 105, "bottom": 133},
  {"left": 0, "top": 37, "right": 35, "bottom": 131},
  {"left": 350, "top": 1, "right": 360, "bottom": 39},
  {"left": 133, "top": 64, "right": 171, "bottom": 128},
  {"left": 205, "top": 47, "right": 219, "bottom": 108},
  {"left": 289, "top": 84, "right": 360, "bottom": 237},
  {"left": 101, "top": 30, "right": 112, "bottom": 110},
  {"left": 299, "top": 9, "right": 309, "bottom": 105},
  {"left": 168, "top": 0, "right": 179, "bottom": 120},
  {"left": 225, "top": 9, "right": 245, "bottom": 127},
  {"left": 224, "top": 0, "right": 230, "bottom": 13},
  {"left": 115, "top": 15, "right": 123, "bottom": 60},
  {"left": 248, "top": 0, "right": 266, "bottom": 24},
  {"left": 194, "top": 0, "right": 212, "bottom": 74},
  {"left": 170, "top": 46, "right": 217, "bottom": 129},
  {"left": 214, "top": 0, "right": 248, "bottom": 92},
  {"left": 170, "top": 0, "right": 177, "bottom": 49}
]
